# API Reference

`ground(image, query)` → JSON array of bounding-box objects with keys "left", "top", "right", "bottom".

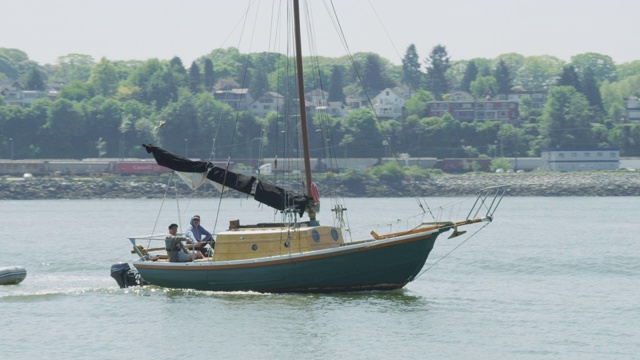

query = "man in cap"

[{"left": 166, "top": 223, "right": 204, "bottom": 262}]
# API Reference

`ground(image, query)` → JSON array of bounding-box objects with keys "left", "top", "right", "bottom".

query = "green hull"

[{"left": 134, "top": 233, "right": 438, "bottom": 293}]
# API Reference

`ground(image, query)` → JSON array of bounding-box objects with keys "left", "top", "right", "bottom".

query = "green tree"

[
  {"left": 0, "top": 48, "right": 30, "bottom": 81},
  {"left": 460, "top": 60, "right": 478, "bottom": 92},
  {"left": 362, "top": 54, "right": 392, "bottom": 95},
  {"left": 470, "top": 76, "right": 498, "bottom": 99},
  {"left": 517, "top": 55, "right": 563, "bottom": 91},
  {"left": 494, "top": 60, "right": 512, "bottom": 94},
  {"left": 557, "top": 64, "right": 582, "bottom": 91},
  {"left": 84, "top": 97, "right": 122, "bottom": 157},
  {"left": 328, "top": 65, "right": 346, "bottom": 102},
  {"left": 570, "top": 52, "right": 617, "bottom": 83},
  {"left": 59, "top": 81, "right": 95, "bottom": 101},
  {"left": 342, "top": 109, "right": 384, "bottom": 157},
  {"left": 188, "top": 61, "right": 202, "bottom": 93},
  {"left": 203, "top": 58, "right": 215, "bottom": 91},
  {"left": 581, "top": 67, "right": 603, "bottom": 110},
  {"left": 157, "top": 89, "right": 200, "bottom": 154},
  {"left": 41, "top": 99, "right": 87, "bottom": 158},
  {"left": 404, "top": 90, "right": 433, "bottom": 118},
  {"left": 144, "top": 67, "right": 178, "bottom": 108},
  {"left": 89, "top": 57, "right": 119, "bottom": 97},
  {"left": 24, "top": 66, "right": 46, "bottom": 90},
  {"left": 169, "top": 56, "right": 188, "bottom": 88},
  {"left": 616, "top": 60, "right": 640, "bottom": 80},
  {"left": 48, "top": 53, "right": 94, "bottom": 83},
  {"left": 424, "top": 45, "right": 450, "bottom": 100},
  {"left": 401, "top": 44, "right": 423, "bottom": 90},
  {"left": 0, "top": 51, "right": 19, "bottom": 80},
  {"left": 541, "top": 86, "right": 593, "bottom": 148},
  {"left": 248, "top": 68, "right": 269, "bottom": 98}
]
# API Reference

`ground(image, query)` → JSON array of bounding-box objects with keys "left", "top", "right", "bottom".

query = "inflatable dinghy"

[{"left": 0, "top": 266, "right": 27, "bottom": 285}]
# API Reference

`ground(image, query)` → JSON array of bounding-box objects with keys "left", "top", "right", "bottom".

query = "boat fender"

[{"left": 310, "top": 182, "right": 320, "bottom": 204}]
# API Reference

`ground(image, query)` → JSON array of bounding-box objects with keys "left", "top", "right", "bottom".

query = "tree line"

[{"left": 1, "top": 45, "right": 640, "bottom": 163}]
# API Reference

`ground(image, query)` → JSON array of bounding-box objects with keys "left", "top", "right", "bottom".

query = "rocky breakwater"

[
  {"left": 1, "top": 171, "right": 639, "bottom": 200},
  {"left": 418, "top": 171, "right": 640, "bottom": 197},
  {"left": 0, "top": 178, "right": 210, "bottom": 200}
]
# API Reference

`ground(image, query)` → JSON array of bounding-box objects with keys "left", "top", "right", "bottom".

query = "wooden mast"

[{"left": 292, "top": 0, "right": 317, "bottom": 223}]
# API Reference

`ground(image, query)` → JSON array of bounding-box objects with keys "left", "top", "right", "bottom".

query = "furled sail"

[{"left": 142, "top": 144, "right": 311, "bottom": 215}]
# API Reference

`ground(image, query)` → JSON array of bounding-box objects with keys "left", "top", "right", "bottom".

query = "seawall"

[{"left": 1, "top": 171, "right": 639, "bottom": 200}]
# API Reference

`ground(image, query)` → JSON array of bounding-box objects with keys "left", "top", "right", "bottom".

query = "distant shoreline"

[{"left": 1, "top": 171, "right": 639, "bottom": 200}]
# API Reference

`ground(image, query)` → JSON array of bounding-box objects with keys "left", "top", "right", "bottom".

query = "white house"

[
  {"left": 316, "top": 101, "right": 347, "bottom": 118},
  {"left": 624, "top": 96, "right": 640, "bottom": 122},
  {"left": 213, "top": 88, "right": 253, "bottom": 111},
  {"left": 305, "top": 89, "right": 328, "bottom": 107},
  {"left": 372, "top": 86, "right": 412, "bottom": 119},
  {"left": 249, "top": 91, "right": 285, "bottom": 118}
]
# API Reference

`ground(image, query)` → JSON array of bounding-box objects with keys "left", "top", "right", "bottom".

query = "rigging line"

[
  {"left": 366, "top": 0, "right": 403, "bottom": 61},
  {"left": 208, "top": 0, "right": 259, "bottom": 164},
  {"left": 326, "top": 0, "right": 427, "bottom": 217},
  {"left": 145, "top": 171, "right": 175, "bottom": 250},
  {"left": 415, "top": 221, "right": 492, "bottom": 279},
  {"left": 305, "top": 2, "right": 348, "bottom": 221}
]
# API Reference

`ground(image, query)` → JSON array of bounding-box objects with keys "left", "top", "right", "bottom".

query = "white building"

[
  {"left": 372, "top": 87, "right": 412, "bottom": 119},
  {"left": 249, "top": 92, "right": 285, "bottom": 118},
  {"left": 541, "top": 149, "right": 619, "bottom": 171}
]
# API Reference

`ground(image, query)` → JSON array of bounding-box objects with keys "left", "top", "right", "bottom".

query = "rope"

[
  {"left": 414, "top": 221, "right": 492, "bottom": 279},
  {"left": 142, "top": 172, "right": 176, "bottom": 252}
]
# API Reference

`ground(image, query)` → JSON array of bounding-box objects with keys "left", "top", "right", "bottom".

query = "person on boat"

[
  {"left": 166, "top": 223, "right": 204, "bottom": 262},
  {"left": 184, "top": 215, "right": 214, "bottom": 255}
]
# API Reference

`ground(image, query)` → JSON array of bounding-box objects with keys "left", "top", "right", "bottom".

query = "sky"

[{"left": 2, "top": 0, "right": 639, "bottom": 66}]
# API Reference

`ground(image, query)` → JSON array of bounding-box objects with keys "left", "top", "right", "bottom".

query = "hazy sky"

[{"left": 3, "top": 0, "right": 638, "bottom": 66}]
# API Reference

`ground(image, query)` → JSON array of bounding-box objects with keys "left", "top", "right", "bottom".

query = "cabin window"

[
  {"left": 312, "top": 229, "right": 320, "bottom": 243},
  {"left": 251, "top": 244, "right": 258, "bottom": 251},
  {"left": 331, "top": 229, "right": 339, "bottom": 241}
]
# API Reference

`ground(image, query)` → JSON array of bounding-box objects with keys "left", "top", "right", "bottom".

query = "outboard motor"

[{"left": 110, "top": 263, "right": 145, "bottom": 288}]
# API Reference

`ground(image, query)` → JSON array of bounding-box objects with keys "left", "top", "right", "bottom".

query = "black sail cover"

[{"left": 142, "top": 144, "right": 310, "bottom": 215}]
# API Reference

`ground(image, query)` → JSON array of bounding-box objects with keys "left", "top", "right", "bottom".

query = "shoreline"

[{"left": 1, "top": 171, "right": 639, "bottom": 200}]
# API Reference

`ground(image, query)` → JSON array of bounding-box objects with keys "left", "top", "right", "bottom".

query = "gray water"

[{"left": 1, "top": 197, "right": 638, "bottom": 359}]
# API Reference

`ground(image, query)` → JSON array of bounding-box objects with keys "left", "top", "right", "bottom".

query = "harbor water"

[{"left": 1, "top": 197, "right": 638, "bottom": 359}]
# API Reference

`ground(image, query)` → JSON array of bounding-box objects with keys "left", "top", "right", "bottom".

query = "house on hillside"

[
  {"left": 249, "top": 91, "right": 285, "bottom": 118},
  {"left": 427, "top": 91, "right": 519, "bottom": 123},
  {"left": 624, "top": 96, "right": 640, "bottom": 122},
  {"left": 372, "top": 86, "right": 413, "bottom": 119},
  {"left": 0, "top": 81, "right": 56, "bottom": 106},
  {"left": 213, "top": 88, "right": 253, "bottom": 111},
  {"left": 305, "top": 89, "right": 328, "bottom": 107},
  {"left": 316, "top": 101, "right": 347, "bottom": 118},
  {"left": 502, "top": 88, "right": 548, "bottom": 110}
]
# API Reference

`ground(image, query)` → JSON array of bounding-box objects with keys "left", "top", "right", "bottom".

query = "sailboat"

[{"left": 112, "top": 0, "right": 507, "bottom": 293}]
